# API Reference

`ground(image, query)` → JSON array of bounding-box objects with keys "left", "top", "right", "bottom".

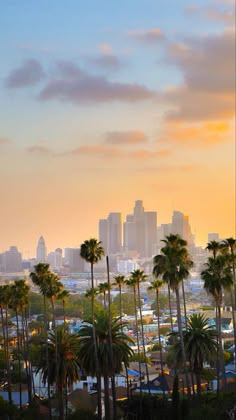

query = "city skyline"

[
  {"left": 0, "top": 202, "right": 231, "bottom": 259},
  {"left": 0, "top": 1, "right": 235, "bottom": 257}
]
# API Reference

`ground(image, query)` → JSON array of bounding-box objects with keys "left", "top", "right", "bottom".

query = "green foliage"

[
  {"left": 129, "top": 352, "right": 149, "bottom": 363},
  {"left": 112, "top": 292, "right": 135, "bottom": 316}
]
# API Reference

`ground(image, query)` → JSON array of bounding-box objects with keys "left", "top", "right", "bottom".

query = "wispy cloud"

[
  {"left": 104, "top": 130, "right": 148, "bottom": 145},
  {"left": 26, "top": 145, "right": 53, "bottom": 155},
  {"left": 186, "top": 3, "right": 235, "bottom": 25},
  {"left": 128, "top": 28, "right": 165, "bottom": 43},
  {"left": 5, "top": 59, "right": 45, "bottom": 88},
  {"left": 67, "top": 144, "right": 170, "bottom": 160},
  {"left": 38, "top": 61, "right": 156, "bottom": 104},
  {"left": 0, "top": 137, "right": 11, "bottom": 145}
]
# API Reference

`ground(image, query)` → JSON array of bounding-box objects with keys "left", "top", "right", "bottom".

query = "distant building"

[
  {"left": 64, "top": 248, "right": 84, "bottom": 273},
  {"left": 208, "top": 233, "right": 220, "bottom": 242},
  {"left": 47, "top": 248, "right": 63, "bottom": 271},
  {"left": 99, "top": 212, "right": 122, "bottom": 255},
  {"left": 36, "top": 236, "right": 47, "bottom": 262},
  {"left": 2, "top": 246, "right": 22, "bottom": 273}
]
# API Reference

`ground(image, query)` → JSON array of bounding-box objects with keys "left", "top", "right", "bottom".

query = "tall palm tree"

[
  {"left": 153, "top": 254, "right": 174, "bottom": 331},
  {"left": 57, "top": 290, "right": 70, "bottom": 325},
  {"left": 170, "top": 314, "right": 218, "bottom": 397},
  {"left": 78, "top": 309, "right": 134, "bottom": 420},
  {"left": 148, "top": 279, "right": 165, "bottom": 380},
  {"left": 112, "top": 275, "right": 126, "bottom": 323},
  {"left": 221, "top": 238, "right": 236, "bottom": 358},
  {"left": 80, "top": 238, "right": 105, "bottom": 420},
  {"left": 130, "top": 269, "right": 150, "bottom": 391},
  {"left": 10, "top": 280, "right": 32, "bottom": 404},
  {"left": 201, "top": 255, "right": 233, "bottom": 390},
  {"left": 30, "top": 263, "right": 54, "bottom": 416},
  {"left": 98, "top": 282, "right": 110, "bottom": 308},
  {"left": 0, "top": 285, "right": 12, "bottom": 404},
  {"left": 153, "top": 234, "right": 193, "bottom": 395},
  {"left": 206, "top": 240, "right": 223, "bottom": 259},
  {"left": 35, "top": 326, "right": 81, "bottom": 419}
]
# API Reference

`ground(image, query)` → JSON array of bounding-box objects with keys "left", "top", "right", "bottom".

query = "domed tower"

[{"left": 36, "top": 236, "right": 47, "bottom": 262}]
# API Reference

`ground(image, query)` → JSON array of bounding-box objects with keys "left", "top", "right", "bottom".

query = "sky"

[{"left": 0, "top": 0, "right": 235, "bottom": 258}]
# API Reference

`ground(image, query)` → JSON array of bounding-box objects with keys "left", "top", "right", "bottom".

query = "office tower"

[
  {"left": 107, "top": 212, "right": 122, "bottom": 254},
  {"left": 123, "top": 215, "right": 136, "bottom": 254},
  {"left": 2, "top": 246, "right": 22, "bottom": 273},
  {"left": 123, "top": 201, "right": 157, "bottom": 258},
  {"left": 47, "top": 248, "right": 63, "bottom": 271},
  {"left": 171, "top": 211, "right": 185, "bottom": 237},
  {"left": 64, "top": 248, "right": 84, "bottom": 273},
  {"left": 99, "top": 212, "right": 122, "bottom": 255},
  {"left": 99, "top": 219, "right": 108, "bottom": 253},
  {"left": 133, "top": 200, "right": 145, "bottom": 256},
  {"left": 36, "top": 236, "right": 47, "bottom": 262},
  {"left": 144, "top": 211, "right": 157, "bottom": 257},
  {"left": 208, "top": 233, "right": 220, "bottom": 242}
]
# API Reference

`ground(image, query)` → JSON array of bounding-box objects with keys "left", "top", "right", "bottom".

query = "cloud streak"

[
  {"left": 104, "top": 130, "right": 148, "bottom": 145},
  {"left": 128, "top": 28, "right": 165, "bottom": 43},
  {"left": 37, "top": 61, "right": 155, "bottom": 104},
  {"left": 5, "top": 59, "right": 45, "bottom": 88}
]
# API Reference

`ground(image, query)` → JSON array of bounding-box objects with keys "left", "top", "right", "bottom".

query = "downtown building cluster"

[
  {"left": 0, "top": 200, "right": 220, "bottom": 274},
  {"left": 99, "top": 200, "right": 195, "bottom": 258}
]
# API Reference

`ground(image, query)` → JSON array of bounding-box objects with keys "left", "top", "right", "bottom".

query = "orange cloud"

[
  {"left": 158, "top": 120, "right": 233, "bottom": 146},
  {"left": 70, "top": 144, "right": 170, "bottom": 159},
  {"left": 104, "top": 130, "right": 148, "bottom": 145}
]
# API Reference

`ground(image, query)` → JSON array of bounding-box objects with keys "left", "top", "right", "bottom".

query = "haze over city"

[{"left": 0, "top": 0, "right": 235, "bottom": 257}]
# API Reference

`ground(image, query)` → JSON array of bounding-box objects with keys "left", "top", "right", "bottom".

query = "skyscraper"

[
  {"left": 107, "top": 212, "right": 122, "bottom": 255},
  {"left": 2, "top": 246, "right": 22, "bottom": 273},
  {"left": 36, "top": 236, "right": 47, "bottom": 262},
  {"left": 99, "top": 219, "right": 108, "bottom": 253}
]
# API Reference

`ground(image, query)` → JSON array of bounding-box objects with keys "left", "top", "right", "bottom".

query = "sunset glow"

[{"left": 0, "top": 0, "right": 235, "bottom": 257}]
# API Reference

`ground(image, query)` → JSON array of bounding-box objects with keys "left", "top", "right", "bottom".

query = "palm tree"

[
  {"left": 10, "top": 280, "right": 32, "bottom": 404},
  {"left": 221, "top": 238, "right": 236, "bottom": 358},
  {"left": 80, "top": 238, "right": 105, "bottom": 420},
  {"left": 129, "top": 269, "right": 150, "bottom": 391},
  {"left": 98, "top": 282, "right": 110, "bottom": 308},
  {"left": 153, "top": 234, "right": 193, "bottom": 395},
  {"left": 148, "top": 279, "right": 164, "bottom": 380},
  {"left": 0, "top": 285, "right": 12, "bottom": 404},
  {"left": 170, "top": 314, "right": 218, "bottom": 397},
  {"left": 201, "top": 255, "right": 233, "bottom": 390},
  {"left": 35, "top": 326, "right": 81, "bottom": 419},
  {"left": 206, "top": 240, "right": 222, "bottom": 260},
  {"left": 30, "top": 263, "right": 54, "bottom": 415},
  {"left": 78, "top": 309, "right": 134, "bottom": 420},
  {"left": 153, "top": 254, "right": 174, "bottom": 331},
  {"left": 57, "top": 290, "right": 70, "bottom": 325},
  {"left": 112, "top": 275, "right": 126, "bottom": 323}
]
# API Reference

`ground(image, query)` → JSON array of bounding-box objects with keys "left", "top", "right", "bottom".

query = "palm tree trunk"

[
  {"left": 104, "top": 374, "right": 110, "bottom": 420},
  {"left": 91, "top": 262, "right": 102, "bottom": 420},
  {"left": 5, "top": 304, "right": 12, "bottom": 404},
  {"left": 175, "top": 287, "right": 191, "bottom": 397},
  {"left": 0, "top": 305, "right": 7, "bottom": 386},
  {"left": 43, "top": 295, "right": 51, "bottom": 419},
  {"left": 168, "top": 283, "right": 173, "bottom": 332},
  {"left": 156, "top": 290, "right": 165, "bottom": 395},
  {"left": 16, "top": 310, "right": 22, "bottom": 411},
  {"left": 181, "top": 280, "right": 187, "bottom": 326},
  {"left": 133, "top": 287, "right": 142, "bottom": 389},
  {"left": 196, "top": 371, "right": 201, "bottom": 398},
  {"left": 218, "top": 304, "right": 226, "bottom": 390},
  {"left": 137, "top": 283, "right": 150, "bottom": 393},
  {"left": 106, "top": 256, "right": 117, "bottom": 420},
  {"left": 21, "top": 308, "right": 32, "bottom": 404}
]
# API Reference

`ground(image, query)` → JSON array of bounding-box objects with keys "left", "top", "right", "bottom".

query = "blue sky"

[{"left": 0, "top": 0, "right": 235, "bottom": 256}]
